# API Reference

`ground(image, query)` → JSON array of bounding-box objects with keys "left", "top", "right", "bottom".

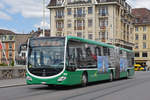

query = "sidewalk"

[{"left": 0, "top": 78, "right": 26, "bottom": 88}]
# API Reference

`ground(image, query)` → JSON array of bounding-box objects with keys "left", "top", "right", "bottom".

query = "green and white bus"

[{"left": 26, "top": 36, "right": 134, "bottom": 86}]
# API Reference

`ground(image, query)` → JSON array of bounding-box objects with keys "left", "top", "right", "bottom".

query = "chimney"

[{"left": 38, "top": 27, "right": 41, "bottom": 31}]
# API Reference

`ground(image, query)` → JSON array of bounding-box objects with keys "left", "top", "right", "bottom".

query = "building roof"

[
  {"left": 48, "top": 0, "right": 131, "bottom": 8},
  {"left": 48, "top": 0, "right": 57, "bottom": 6},
  {"left": 15, "top": 34, "right": 31, "bottom": 54},
  {"left": 0, "top": 29, "right": 15, "bottom": 35},
  {"left": 132, "top": 8, "right": 150, "bottom": 25},
  {"left": 30, "top": 28, "right": 50, "bottom": 38}
]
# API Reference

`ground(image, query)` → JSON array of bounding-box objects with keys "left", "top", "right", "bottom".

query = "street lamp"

[{"left": 42, "top": 0, "right": 46, "bottom": 37}]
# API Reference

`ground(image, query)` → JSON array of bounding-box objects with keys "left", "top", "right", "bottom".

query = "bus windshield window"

[
  {"left": 28, "top": 46, "right": 64, "bottom": 68},
  {"left": 28, "top": 37, "right": 65, "bottom": 69},
  {"left": 27, "top": 37, "right": 65, "bottom": 77}
]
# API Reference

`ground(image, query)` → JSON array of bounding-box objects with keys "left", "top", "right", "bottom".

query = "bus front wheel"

[{"left": 81, "top": 73, "right": 88, "bottom": 87}]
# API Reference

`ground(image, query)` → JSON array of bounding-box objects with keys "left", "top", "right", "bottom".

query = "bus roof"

[
  {"left": 66, "top": 36, "right": 133, "bottom": 53},
  {"left": 120, "top": 48, "right": 133, "bottom": 53},
  {"left": 67, "top": 36, "right": 114, "bottom": 48}
]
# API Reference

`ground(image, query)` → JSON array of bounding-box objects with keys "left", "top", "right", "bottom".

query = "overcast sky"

[{"left": 0, "top": 0, "right": 150, "bottom": 34}]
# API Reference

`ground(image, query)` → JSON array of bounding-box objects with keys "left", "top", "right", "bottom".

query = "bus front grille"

[{"left": 28, "top": 68, "right": 63, "bottom": 77}]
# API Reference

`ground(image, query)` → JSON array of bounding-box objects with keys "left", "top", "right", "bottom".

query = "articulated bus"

[{"left": 26, "top": 36, "right": 134, "bottom": 86}]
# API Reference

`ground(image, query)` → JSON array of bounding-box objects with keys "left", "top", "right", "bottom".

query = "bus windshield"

[
  {"left": 28, "top": 46, "right": 64, "bottom": 68},
  {"left": 27, "top": 37, "right": 65, "bottom": 77}
]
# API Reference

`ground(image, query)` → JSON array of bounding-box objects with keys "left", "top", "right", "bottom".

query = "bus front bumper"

[{"left": 26, "top": 73, "right": 77, "bottom": 86}]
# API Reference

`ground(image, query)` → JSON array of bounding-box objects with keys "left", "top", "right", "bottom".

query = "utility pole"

[{"left": 42, "top": 0, "right": 46, "bottom": 37}]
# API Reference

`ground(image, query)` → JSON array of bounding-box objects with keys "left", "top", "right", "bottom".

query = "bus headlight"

[
  {"left": 57, "top": 76, "right": 66, "bottom": 82},
  {"left": 26, "top": 76, "right": 32, "bottom": 81}
]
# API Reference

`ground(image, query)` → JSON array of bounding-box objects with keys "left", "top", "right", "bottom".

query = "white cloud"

[
  {"left": 2, "top": 0, "right": 50, "bottom": 18},
  {"left": 0, "top": 3, "right": 4, "bottom": 9},
  {"left": 0, "top": 11, "right": 12, "bottom": 20},
  {"left": 0, "top": 2, "right": 12, "bottom": 20}
]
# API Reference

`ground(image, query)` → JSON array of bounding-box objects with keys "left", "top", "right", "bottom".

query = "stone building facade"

[
  {"left": 48, "top": 0, "right": 134, "bottom": 49},
  {"left": 132, "top": 8, "right": 150, "bottom": 66},
  {"left": 0, "top": 29, "right": 15, "bottom": 65}
]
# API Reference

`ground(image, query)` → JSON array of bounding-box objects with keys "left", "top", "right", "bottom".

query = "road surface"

[{"left": 1, "top": 71, "right": 150, "bottom": 100}]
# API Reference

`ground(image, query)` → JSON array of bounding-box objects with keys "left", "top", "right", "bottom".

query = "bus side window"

[
  {"left": 103, "top": 47, "right": 108, "bottom": 56},
  {"left": 95, "top": 47, "right": 101, "bottom": 56},
  {"left": 120, "top": 50, "right": 122, "bottom": 55},
  {"left": 109, "top": 48, "right": 114, "bottom": 56},
  {"left": 120, "top": 50, "right": 123, "bottom": 57},
  {"left": 77, "top": 48, "right": 83, "bottom": 61},
  {"left": 122, "top": 51, "right": 126, "bottom": 58},
  {"left": 69, "top": 48, "right": 76, "bottom": 59},
  {"left": 131, "top": 52, "right": 134, "bottom": 66},
  {"left": 127, "top": 52, "right": 134, "bottom": 67},
  {"left": 86, "top": 47, "right": 92, "bottom": 57},
  {"left": 108, "top": 48, "right": 110, "bottom": 56},
  {"left": 67, "top": 46, "right": 77, "bottom": 67}
]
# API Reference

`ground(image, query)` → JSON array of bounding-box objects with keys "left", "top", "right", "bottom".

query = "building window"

[
  {"left": 22, "top": 53, "right": 26, "bottom": 58},
  {"left": 77, "top": 20, "right": 83, "bottom": 27},
  {"left": 88, "top": 7, "right": 92, "bottom": 14},
  {"left": 77, "top": 8, "right": 82, "bottom": 15},
  {"left": 135, "top": 27, "right": 138, "bottom": 32},
  {"left": 77, "top": 32, "right": 82, "bottom": 37},
  {"left": 88, "top": 34, "right": 93, "bottom": 39},
  {"left": 102, "top": 32, "right": 105, "bottom": 39},
  {"left": 99, "top": 19, "right": 108, "bottom": 27},
  {"left": 143, "top": 34, "right": 147, "bottom": 40},
  {"left": 9, "top": 35, "right": 14, "bottom": 41},
  {"left": 99, "top": 6, "right": 108, "bottom": 16},
  {"left": 56, "top": 21, "right": 64, "bottom": 28},
  {"left": 9, "top": 43, "right": 12, "bottom": 49},
  {"left": 135, "top": 34, "right": 138, "bottom": 40},
  {"left": 99, "top": 32, "right": 108, "bottom": 41},
  {"left": 67, "top": 20, "right": 72, "bottom": 28},
  {"left": 2, "top": 36, "right": 6, "bottom": 41},
  {"left": 143, "top": 26, "right": 146, "bottom": 31},
  {"left": 143, "top": 42, "right": 146, "bottom": 49},
  {"left": 88, "top": 19, "right": 93, "bottom": 27},
  {"left": 135, "top": 43, "right": 138, "bottom": 49},
  {"left": 67, "top": 31, "right": 72, "bottom": 35},
  {"left": 9, "top": 51, "right": 12, "bottom": 58},
  {"left": 56, "top": 32, "right": 62, "bottom": 36},
  {"left": 68, "top": 23, "right": 72, "bottom": 28},
  {"left": 74, "top": 20, "right": 85, "bottom": 30},
  {"left": 135, "top": 18, "right": 140, "bottom": 23},
  {"left": 142, "top": 52, "right": 147, "bottom": 57},
  {"left": 135, "top": 52, "right": 140, "bottom": 57},
  {"left": 56, "top": 9, "right": 64, "bottom": 18},
  {"left": 74, "top": 7, "right": 85, "bottom": 17},
  {"left": 67, "top": 8, "right": 72, "bottom": 15}
]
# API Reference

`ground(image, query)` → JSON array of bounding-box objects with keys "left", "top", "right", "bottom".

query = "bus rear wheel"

[{"left": 81, "top": 73, "right": 88, "bottom": 87}]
